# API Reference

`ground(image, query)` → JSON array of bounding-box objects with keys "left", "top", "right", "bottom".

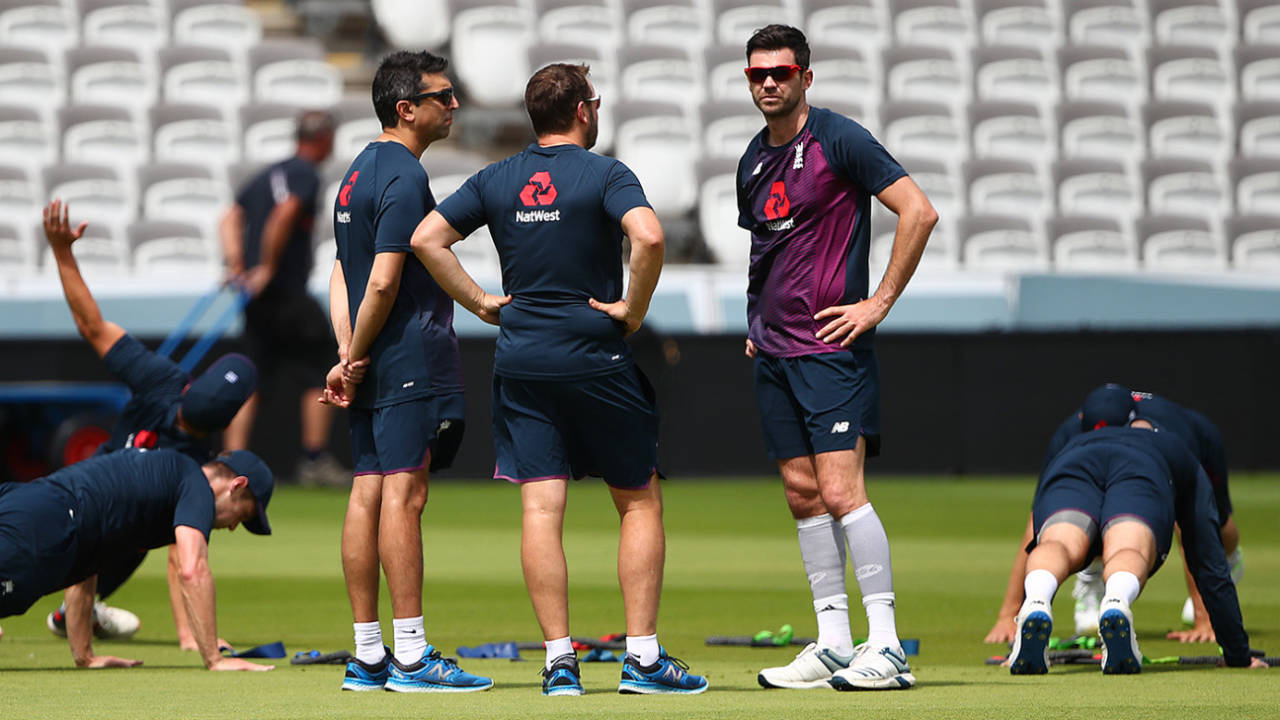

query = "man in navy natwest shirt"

[
  {"left": 411, "top": 63, "right": 707, "bottom": 696},
  {"left": 321, "top": 50, "right": 490, "bottom": 694}
]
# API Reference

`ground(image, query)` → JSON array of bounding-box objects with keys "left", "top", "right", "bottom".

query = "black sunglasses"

[{"left": 404, "top": 87, "right": 455, "bottom": 106}]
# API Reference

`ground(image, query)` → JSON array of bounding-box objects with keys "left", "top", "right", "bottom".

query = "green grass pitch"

[{"left": 1, "top": 474, "right": 1277, "bottom": 719}]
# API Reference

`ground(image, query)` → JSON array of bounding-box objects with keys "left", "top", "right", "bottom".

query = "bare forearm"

[
  {"left": 65, "top": 576, "right": 97, "bottom": 666},
  {"left": 256, "top": 208, "right": 296, "bottom": 279},
  {"left": 329, "top": 261, "right": 352, "bottom": 360},
  {"left": 873, "top": 205, "right": 935, "bottom": 309},
  {"left": 53, "top": 247, "right": 104, "bottom": 341},
  {"left": 349, "top": 283, "right": 398, "bottom": 361},
  {"left": 623, "top": 235, "right": 664, "bottom": 325},
  {"left": 179, "top": 563, "right": 221, "bottom": 668},
  {"left": 417, "top": 245, "right": 489, "bottom": 316},
  {"left": 997, "top": 515, "right": 1036, "bottom": 619},
  {"left": 219, "top": 207, "right": 245, "bottom": 271}
]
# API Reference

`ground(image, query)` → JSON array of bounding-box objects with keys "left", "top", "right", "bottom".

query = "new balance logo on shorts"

[{"left": 831, "top": 421, "right": 850, "bottom": 433}]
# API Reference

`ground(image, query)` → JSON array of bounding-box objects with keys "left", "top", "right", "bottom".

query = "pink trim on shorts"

[{"left": 358, "top": 447, "right": 433, "bottom": 478}]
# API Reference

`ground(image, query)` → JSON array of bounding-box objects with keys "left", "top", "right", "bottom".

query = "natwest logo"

[
  {"left": 338, "top": 171, "right": 359, "bottom": 207},
  {"left": 518, "top": 171, "right": 557, "bottom": 207},
  {"left": 763, "top": 181, "right": 790, "bottom": 219}
]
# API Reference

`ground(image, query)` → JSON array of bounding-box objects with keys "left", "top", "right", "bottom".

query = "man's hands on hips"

[
  {"left": 590, "top": 298, "right": 641, "bottom": 335},
  {"left": 814, "top": 296, "right": 891, "bottom": 347},
  {"left": 473, "top": 292, "right": 511, "bottom": 326}
]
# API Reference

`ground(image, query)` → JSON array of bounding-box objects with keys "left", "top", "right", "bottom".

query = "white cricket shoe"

[
  {"left": 757, "top": 643, "right": 853, "bottom": 689},
  {"left": 1072, "top": 573, "right": 1103, "bottom": 636},
  {"left": 92, "top": 601, "right": 141, "bottom": 639},
  {"left": 828, "top": 643, "right": 915, "bottom": 690},
  {"left": 1009, "top": 598, "right": 1052, "bottom": 675},
  {"left": 1099, "top": 599, "right": 1142, "bottom": 674}
]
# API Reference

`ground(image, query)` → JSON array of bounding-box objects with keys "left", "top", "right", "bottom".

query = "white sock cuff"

[
  {"left": 1024, "top": 568, "right": 1060, "bottom": 604},
  {"left": 796, "top": 513, "right": 835, "bottom": 530},
  {"left": 1104, "top": 570, "right": 1142, "bottom": 605},
  {"left": 839, "top": 503, "right": 875, "bottom": 527},
  {"left": 353, "top": 620, "right": 381, "bottom": 633},
  {"left": 861, "top": 591, "right": 895, "bottom": 608},
  {"left": 813, "top": 593, "right": 849, "bottom": 612},
  {"left": 392, "top": 615, "right": 424, "bottom": 631}
]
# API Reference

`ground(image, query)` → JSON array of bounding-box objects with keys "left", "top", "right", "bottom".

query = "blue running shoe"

[
  {"left": 342, "top": 647, "right": 391, "bottom": 691},
  {"left": 1009, "top": 598, "right": 1052, "bottom": 675},
  {"left": 618, "top": 649, "right": 708, "bottom": 695},
  {"left": 1099, "top": 600, "right": 1143, "bottom": 674},
  {"left": 385, "top": 645, "right": 494, "bottom": 693},
  {"left": 542, "top": 653, "right": 584, "bottom": 696}
]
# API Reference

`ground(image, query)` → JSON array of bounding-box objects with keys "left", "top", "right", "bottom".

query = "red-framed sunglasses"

[{"left": 744, "top": 64, "right": 803, "bottom": 83}]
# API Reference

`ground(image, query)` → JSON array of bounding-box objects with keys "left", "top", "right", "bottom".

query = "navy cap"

[
  {"left": 1080, "top": 383, "right": 1136, "bottom": 431},
  {"left": 181, "top": 354, "right": 257, "bottom": 433},
  {"left": 217, "top": 449, "right": 273, "bottom": 535}
]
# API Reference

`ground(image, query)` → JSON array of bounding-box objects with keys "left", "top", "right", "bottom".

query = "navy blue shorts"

[
  {"left": 492, "top": 367, "right": 660, "bottom": 490},
  {"left": 0, "top": 483, "right": 78, "bottom": 618},
  {"left": 1032, "top": 444, "right": 1176, "bottom": 572},
  {"left": 350, "top": 393, "right": 465, "bottom": 477},
  {"left": 753, "top": 350, "right": 881, "bottom": 461}
]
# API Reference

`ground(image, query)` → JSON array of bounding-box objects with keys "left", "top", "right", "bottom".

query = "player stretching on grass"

[
  {"left": 411, "top": 63, "right": 707, "bottom": 696},
  {"left": 984, "top": 384, "right": 1244, "bottom": 644},
  {"left": 0, "top": 448, "right": 275, "bottom": 671},
  {"left": 40, "top": 200, "right": 257, "bottom": 651},
  {"left": 322, "top": 51, "right": 491, "bottom": 693},
  {"left": 1008, "top": 417, "right": 1266, "bottom": 673},
  {"left": 736, "top": 26, "right": 936, "bottom": 691}
]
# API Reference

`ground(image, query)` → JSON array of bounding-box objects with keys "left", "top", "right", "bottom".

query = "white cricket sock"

[
  {"left": 813, "top": 594, "right": 855, "bottom": 656},
  {"left": 863, "top": 593, "right": 899, "bottom": 650},
  {"left": 353, "top": 621, "right": 383, "bottom": 664},
  {"left": 545, "top": 636, "right": 573, "bottom": 670},
  {"left": 626, "top": 633, "right": 660, "bottom": 667},
  {"left": 1024, "top": 569, "right": 1059, "bottom": 605},
  {"left": 392, "top": 615, "right": 427, "bottom": 665},
  {"left": 1104, "top": 571, "right": 1141, "bottom": 607}
]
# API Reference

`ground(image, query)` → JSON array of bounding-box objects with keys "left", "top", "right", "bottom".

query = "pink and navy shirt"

[{"left": 736, "top": 107, "right": 906, "bottom": 357}]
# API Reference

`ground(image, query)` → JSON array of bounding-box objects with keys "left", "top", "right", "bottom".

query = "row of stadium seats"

[{"left": 4, "top": 203, "right": 1274, "bottom": 282}]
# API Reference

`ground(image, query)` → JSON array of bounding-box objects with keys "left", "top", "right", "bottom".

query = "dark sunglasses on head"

[
  {"left": 404, "top": 87, "right": 455, "bottom": 106},
  {"left": 744, "top": 64, "right": 803, "bottom": 83}
]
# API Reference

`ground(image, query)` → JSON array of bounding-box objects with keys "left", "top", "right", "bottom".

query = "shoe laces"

[
  {"left": 661, "top": 653, "right": 691, "bottom": 672},
  {"left": 425, "top": 648, "right": 460, "bottom": 671}
]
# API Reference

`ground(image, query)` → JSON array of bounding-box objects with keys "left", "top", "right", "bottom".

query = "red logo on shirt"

[
  {"left": 763, "top": 181, "right": 790, "bottom": 219},
  {"left": 518, "top": 171, "right": 558, "bottom": 207},
  {"left": 338, "top": 171, "right": 359, "bottom": 207},
  {"left": 128, "top": 429, "right": 158, "bottom": 449}
]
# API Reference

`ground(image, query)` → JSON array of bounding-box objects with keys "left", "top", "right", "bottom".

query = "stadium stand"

[{"left": 0, "top": 0, "right": 1270, "bottom": 289}]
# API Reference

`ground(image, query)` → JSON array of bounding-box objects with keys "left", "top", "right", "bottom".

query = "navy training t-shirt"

[
  {"left": 736, "top": 107, "right": 906, "bottom": 357},
  {"left": 40, "top": 448, "right": 215, "bottom": 588},
  {"left": 236, "top": 155, "right": 320, "bottom": 294},
  {"left": 98, "top": 334, "right": 213, "bottom": 461},
  {"left": 435, "top": 143, "right": 651, "bottom": 380},
  {"left": 334, "top": 141, "right": 463, "bottom": 409}
]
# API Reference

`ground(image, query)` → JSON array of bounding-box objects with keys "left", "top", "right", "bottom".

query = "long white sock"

[
  {"left": 1024, "top": 569, "right": 1059, "bottom": 605},
  {"left": 392, "top": 615, "right": 427, "bottom": 665},
  {"left": 1104, "top": 571, "right": 1141, "bottom": 606},
  {"left": 545, "top": 636, "right": 573, "bottom": 670},
  {"left": 839, "top": 504, "right": 899, "bottom": 649},
  {"left": 626, "top": 633, "right": 660, "bottom": 666},
  {"left": 797, "top": 513, "right": 853, "bottom": 655},
  {"left": 353, "top": 621, "right": 383, "bottom": 664}
]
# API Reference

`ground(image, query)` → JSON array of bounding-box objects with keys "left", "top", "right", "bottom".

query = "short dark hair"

[
  {"left": 372, "top": 50, "right": 450, "bottom": 129},
  {"left": 524, "top": 63, "right": 592, "bottom": 137},
  {"left": 745, "top": 24, "right": 810, "bottom": 69},
  {"left": 296, "top": 110, "right": 335, "bottom": 142}
]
